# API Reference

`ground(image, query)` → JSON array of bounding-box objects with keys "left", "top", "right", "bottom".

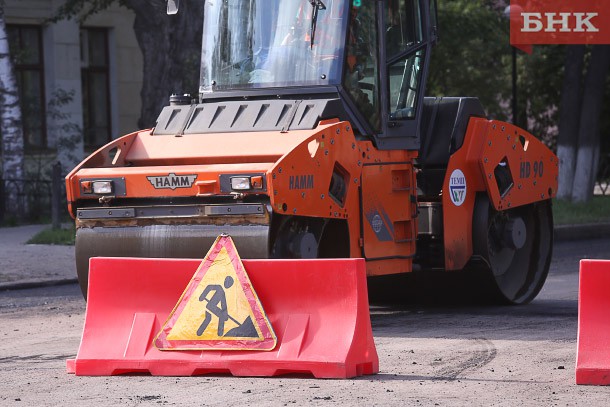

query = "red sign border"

[{"left": 154, "top": 235, "right": 277, "bottom": 351}]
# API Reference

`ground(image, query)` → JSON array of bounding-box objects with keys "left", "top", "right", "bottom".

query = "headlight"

[
  {"left": 230, "top": 177, "right": 251, "bottom": 190},
  {"left": 82, "top": 180, "right": 114, "bottom": 194},
  {"left": 93, "top": 181, "right": 113, "bottom": 194}
]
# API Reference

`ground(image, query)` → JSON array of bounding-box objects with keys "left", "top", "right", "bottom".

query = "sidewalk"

[
  {"left": 0, "top": 224, "right": 77, "bottom": 290},
  {"left": 0, "top": 222, "right": 609, "bottom": 291}
]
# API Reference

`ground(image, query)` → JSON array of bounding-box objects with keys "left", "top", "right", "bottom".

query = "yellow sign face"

[
  {"left": 155, "top": 235, "right": 276, "bottom": 351},
  {"left": 167, "top": 247, "right": 262, "bottom": 341}
]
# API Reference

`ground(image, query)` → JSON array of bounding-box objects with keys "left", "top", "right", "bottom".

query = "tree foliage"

[
  {"left": 428, "top": 0, "right": 566, "bottom": 141},
  {"left": 429, "top": 0, "right": 610, "bottom": 202},
  {"left": 427, "top": 0, "right": 510, "bottom": 119},
  {"left": 518, "top": 45, "right": 565, "bottom": 146},
  {"left": 54, "top": 0, "right": 202, "bottom": 128},
  {"left": 52, "top": 0, "right": 125, "bottom": 23}
]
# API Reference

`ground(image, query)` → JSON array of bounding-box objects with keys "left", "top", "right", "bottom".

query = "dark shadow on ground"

[{"left": 366, "top": 265, "right": 578, "bottom": 342}]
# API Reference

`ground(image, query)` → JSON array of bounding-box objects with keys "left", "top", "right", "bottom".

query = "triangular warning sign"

[{"left": 154, "top": 235, "right": 276, "bottom": 351}]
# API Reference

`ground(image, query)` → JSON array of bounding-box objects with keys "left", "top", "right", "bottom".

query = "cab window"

[
  {"left": 388, "top": 49, "right": 425, "bottom": 120},
  {"left": 385, "top": 0, "right": 425, "bottom": 121},
  {"left": 343, "top": 1, "right": 381, "bottom": 131},
  {"left": 385, "top": 0, "right": 423, "bottom": 59}
]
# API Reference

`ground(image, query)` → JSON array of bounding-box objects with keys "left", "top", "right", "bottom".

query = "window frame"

[
  {"left": 7, "top": 24, "right": 47, "bottom": 152},
  {"left": 80, "top": 27, "right": 112, "bottom": 151},
  {"left": 341, "top": 0, "right": 382, "bottom": 133},
  {"left": 376, "top": 0, "right": 434, "bottom": 151},
  {"left": 387, "top": 46, "right": 426, "bottom": 120}
]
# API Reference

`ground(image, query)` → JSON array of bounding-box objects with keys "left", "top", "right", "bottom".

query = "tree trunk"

[
  {"left": 556, "top": 45, "right": 585, "bottom": 200},
  {"left": 571, "top": 45, "right": 610, "bottom": 203},
  {"left": 0, "top": 3, "right": 25, "bottom": 219},
  {"left": 125, "top": 0, "right": 204, "bottom": 128}
]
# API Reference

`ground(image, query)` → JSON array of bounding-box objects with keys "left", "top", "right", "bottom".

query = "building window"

[
  {"left": 6, "top": 25, "right": 46, "bottom": 151},
  {"left": 81, "top": 28, "right": 111, "bottom": 149}
]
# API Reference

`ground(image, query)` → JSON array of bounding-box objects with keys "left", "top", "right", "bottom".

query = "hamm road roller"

[{"left": 66, "top": 0, "right": 557, "bottom": 304}]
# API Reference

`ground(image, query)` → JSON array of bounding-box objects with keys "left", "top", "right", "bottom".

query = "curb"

[
  {"left": 554, "top": 223, "right": 610, "bottom": 242},
  {"left": 0, "top": 278, "right": 78, "bottom": 292}
]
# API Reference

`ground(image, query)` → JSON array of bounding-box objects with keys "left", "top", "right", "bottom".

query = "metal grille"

[
  {"left": 0, "top": 163, "right": 67, "bottom": 223},
  {"left": 595, "top": 154, "right": 610, "bottom": 196}
]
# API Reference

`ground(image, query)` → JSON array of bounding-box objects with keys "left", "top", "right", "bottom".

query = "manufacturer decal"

[
  {"left": 147, "top": 173, "right": 198, "bottom": 190},
  {"left": 520, "top": 161, "right": 544, "bottom": 179},
  {"left": 365, "top": 208, "right": 393, "bottom": 242},
  {"left": 371, "top": 214, "right": 383, "bottom": 233},
  {"left": 449, "top": 169, "right": 467, "bottom": 207},
  {"left": 289, "top": 174, "right": 314, "bottom": 190}
]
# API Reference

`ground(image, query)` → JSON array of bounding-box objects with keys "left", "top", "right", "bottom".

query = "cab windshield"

[{"left": 200, "top": 0, "right": 347, "bottom": 93}]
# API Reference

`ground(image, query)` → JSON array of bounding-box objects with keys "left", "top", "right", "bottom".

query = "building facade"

[{"left": 5, "top": 0, "right": 143, "bottom": 174}]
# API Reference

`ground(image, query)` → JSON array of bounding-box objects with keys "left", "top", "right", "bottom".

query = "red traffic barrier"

[
  {"left": 576, "top": 259, "right": 610, "bottom": 385},
  {"left": 67, "top": 257, "right": 378, "bottom": 378}
]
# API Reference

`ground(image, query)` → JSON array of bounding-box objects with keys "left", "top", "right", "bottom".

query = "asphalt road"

[{"left": 0, "top": 238, "right": 609, "bottom": 406}]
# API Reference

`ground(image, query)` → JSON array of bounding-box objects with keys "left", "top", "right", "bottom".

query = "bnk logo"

[
  {"left": 521, "top": 12, "right": 598, "bottom": 33},
  {"left": 510, "top": 0, "right": 610, "bottom": 45}
]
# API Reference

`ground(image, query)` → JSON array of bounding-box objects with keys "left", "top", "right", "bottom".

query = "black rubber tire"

[{"left": 472, "top": 195, "right": 553, "bottom": 304}]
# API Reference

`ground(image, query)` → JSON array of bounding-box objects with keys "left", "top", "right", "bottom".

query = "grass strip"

[
  {"left": 27, "top": 226, "right": 76, "bottom": 246},
  {"left": 553, "top": 196, "right": 610, "bottom": 225}
]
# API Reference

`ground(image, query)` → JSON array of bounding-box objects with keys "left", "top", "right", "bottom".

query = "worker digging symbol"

[{"left": 197, "top": 275, "right": 258, "bottom": 338}]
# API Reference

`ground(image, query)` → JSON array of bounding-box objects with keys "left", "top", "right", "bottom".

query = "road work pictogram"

[{"left": 155, "top": 235, "right": 276, "bottom": 351}]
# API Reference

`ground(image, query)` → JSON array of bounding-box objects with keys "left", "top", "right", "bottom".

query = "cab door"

[
  {"left": 377, "top": 0, "right": 437, "bottom": 151},
  {"left": 360, "top": 159, "right": 418, "bottom": 268}
]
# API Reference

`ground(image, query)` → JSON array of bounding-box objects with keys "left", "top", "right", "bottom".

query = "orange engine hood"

[{"left": 124, "top": 127, "right": 332, "bottom": 166}]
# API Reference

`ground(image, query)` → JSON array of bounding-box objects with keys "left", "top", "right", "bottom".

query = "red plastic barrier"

[
  {"left": 66, "top": 257, "right": 378, "bottom": 378},
  {"left": 576, "top": 259, "right": 610, "bottom": 385}
]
